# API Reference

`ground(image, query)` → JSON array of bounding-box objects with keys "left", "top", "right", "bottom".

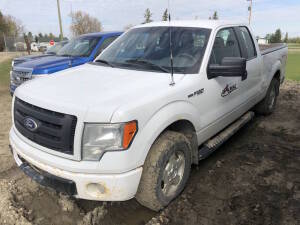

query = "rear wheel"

[
  {"left": 136, "top": 131, "right": 191, "bottom": 211},
  {"left": 255, "top": 78, "right": 279, "bottom": 115}
]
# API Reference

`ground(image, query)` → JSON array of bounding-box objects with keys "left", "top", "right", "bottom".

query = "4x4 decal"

[{"left": 221, "top": 84, "right": 237, "bottom": 97}]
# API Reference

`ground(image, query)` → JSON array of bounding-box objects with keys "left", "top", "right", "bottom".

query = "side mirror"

[{"left": 207, "top": 57, "right": 247, "bottom": 80}]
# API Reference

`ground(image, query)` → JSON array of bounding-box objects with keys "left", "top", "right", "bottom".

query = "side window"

[
  {"left": 209, "top": 28, "right": 241, "bottom": 65},
  {"left": 95, "top": 36, "right": 118, "bottom": 57},
  {"left": 238, "top": 27, "right": 257, "bottom": 59}
]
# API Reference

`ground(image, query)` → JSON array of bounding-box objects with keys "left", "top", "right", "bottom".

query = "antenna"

[{"left": 168, "top": 0, "right": 175, "bottom": 86}]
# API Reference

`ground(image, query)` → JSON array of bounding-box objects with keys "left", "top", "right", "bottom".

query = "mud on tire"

[
  {"left": 136, "top": 131, "right": 192, "bottom": 211},
  {"left": 255, "top": 78, "right": 280, "bottom": 115}
]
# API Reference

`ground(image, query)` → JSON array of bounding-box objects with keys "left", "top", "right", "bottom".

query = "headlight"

[
  {"left": 11, "top": 60, "right": 14, "bottom": 67},
  {"left": 82, "top": 121, "right": 137, "bottom": 161}
]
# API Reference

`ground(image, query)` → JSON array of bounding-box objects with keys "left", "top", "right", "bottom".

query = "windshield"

[
  {"left": 57, "top": 36, "right": 100, "bottom": 57},
  {"left": 46, "top": 42, "right": 68, "bottom": 54},
  {"left": 97, "top": 27, "right": 211, "bottom": 74}
]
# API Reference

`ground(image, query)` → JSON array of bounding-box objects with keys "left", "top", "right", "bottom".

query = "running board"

[{"left": 198, "top": 111, "right": 255, "bottom": 160}]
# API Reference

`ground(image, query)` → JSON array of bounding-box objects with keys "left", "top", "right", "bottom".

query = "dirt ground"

[{"left": 0, "top": 81, "right": 299, "bottom": 225}]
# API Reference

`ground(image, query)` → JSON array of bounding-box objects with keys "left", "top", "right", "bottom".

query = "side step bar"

[{"left": 198, "top": 111, "right": 255, "bottom": 160}]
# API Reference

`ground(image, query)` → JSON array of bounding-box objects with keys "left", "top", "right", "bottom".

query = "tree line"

[
  {"left": 266, "top": 29, "right": 299, "bottom": 43},
  {"left": 2, "top": 6, "right": 299, "bottom": 52},
  {"left": 0, "top": 10, "right": 24, "bottom": 51}
]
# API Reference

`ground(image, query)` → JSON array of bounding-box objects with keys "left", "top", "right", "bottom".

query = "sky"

[{"left": 0, "top": 0, "right": 299, "bottom": 38}]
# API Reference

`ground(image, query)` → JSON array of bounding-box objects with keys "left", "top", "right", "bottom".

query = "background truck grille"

[
  {"left": 11, "top": 69, "right": 33, "bottom": 85},
  {"left": 14, "top": 97, "right": 77, "bottom": 155}
]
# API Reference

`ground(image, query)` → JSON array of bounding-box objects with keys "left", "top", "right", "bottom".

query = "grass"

[
  {"left": 288, "top": 43, "right": 300, "bottom": 49},
  {"left": 0, "top": 51, "right": 299, "bottom": 88},
  {"left": 286, "top": 51, "right": 300, "bottom": 81},
  {"left": 0, "top": 59, "right": 12, "bottom": 87}
]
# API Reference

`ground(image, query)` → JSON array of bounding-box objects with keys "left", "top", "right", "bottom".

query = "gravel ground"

[{"left": 0, "top": 81, "right": 299, "bottom": 225}]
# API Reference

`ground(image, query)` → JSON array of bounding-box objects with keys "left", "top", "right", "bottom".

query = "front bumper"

[{"left": 10, "top": 129, "right": 143, "bottom": 201}]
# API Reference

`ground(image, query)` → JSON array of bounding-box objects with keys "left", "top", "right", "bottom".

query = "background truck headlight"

[{"left": 82, "top": 121, "right": 137, "bottom": 161}]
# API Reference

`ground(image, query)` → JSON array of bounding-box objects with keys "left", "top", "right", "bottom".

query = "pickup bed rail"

[{"left": 259, "top": 43, "right": 288, "bottom": 55}]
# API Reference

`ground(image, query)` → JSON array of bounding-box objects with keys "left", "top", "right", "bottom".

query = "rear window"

[{"left": 238, "top": 27, "right": 257, "bottom": 59}]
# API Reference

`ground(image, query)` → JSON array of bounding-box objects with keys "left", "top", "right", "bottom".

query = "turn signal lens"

[{"left": 123, "top": 121, "right": 137, "bottom": 149}]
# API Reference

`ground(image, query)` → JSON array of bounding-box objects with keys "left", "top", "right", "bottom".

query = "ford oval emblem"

[{"left": 24, "top": 117, "right": 38, "bottom": 132}]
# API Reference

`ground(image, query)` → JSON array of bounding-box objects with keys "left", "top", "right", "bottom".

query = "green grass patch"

[
  {"left": 286, "top": 51, "right": 300, "bottom": 81},
  {"left": 288, "top": 43, "right": 300, "bottom": 50},
  {"left": 0, "top": 59, "right": 12, "bottom": 87}
]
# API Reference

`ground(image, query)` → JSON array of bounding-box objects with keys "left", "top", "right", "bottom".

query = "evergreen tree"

[
  {"left": 143, "top": 8, "right": 153, "bottom": 24},
  {"left": 270, "top": 29, "right": 282, "bottom": 43},
  {"left": 213, "top": 11, "right": 218, "bottom": 20},
  {"left": 284, "top": 32, "right": 288, "bottom": 43},
  {"left": 209, "top": 11, "right": 219, "bottom": 20},
  {"left": 162, "top": 9, "right": 168, "bottom": 21}
]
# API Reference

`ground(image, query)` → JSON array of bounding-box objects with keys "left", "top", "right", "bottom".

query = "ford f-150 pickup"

[
  {"left": 9, "top": 20, "right": 288, "bottom": 211},
  {"left": 9, "top": 31, "right": 122, "bottom": 95}
]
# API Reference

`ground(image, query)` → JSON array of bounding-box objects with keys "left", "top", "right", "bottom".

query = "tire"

[
  {"left": 255, "top": 78, "right": 279, "bottom": 115},
  {"left": 136, "top": 131, "right": 192, "bottom": 211}
]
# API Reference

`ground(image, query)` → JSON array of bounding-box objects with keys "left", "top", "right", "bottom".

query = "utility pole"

[
  {"left": 247, "top": 0, "right": 253, "bottom": 25},
  {"left": 57, "top": 0, "right": 64, "bottom": 41}
]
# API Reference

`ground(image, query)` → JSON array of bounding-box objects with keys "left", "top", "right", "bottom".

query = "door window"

[
  {"left": 238, "top": 27, "right": 257, "bottom": 59},
  {"left": 209, "top": 28, "right": 241, "bottom": 65}
]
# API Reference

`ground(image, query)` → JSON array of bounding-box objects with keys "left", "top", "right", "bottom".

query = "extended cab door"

[{"left": 234, "top": 26, "right": 262, "bottom": 100}]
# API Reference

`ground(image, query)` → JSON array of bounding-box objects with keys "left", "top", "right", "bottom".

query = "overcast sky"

[{"left": 0, "top": 0, "right": 299, "bottom": 38}]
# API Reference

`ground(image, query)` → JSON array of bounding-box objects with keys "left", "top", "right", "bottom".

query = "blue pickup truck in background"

[{"left": 10, "top": 31, "right": 122, "bottom": 95}]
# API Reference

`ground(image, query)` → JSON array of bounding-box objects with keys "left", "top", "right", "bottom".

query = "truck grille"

[
  {"left": 11, "top": 69, "right": 33, "bottom": 85},
  {"left": 14, "top": 97, "right": 77, "bottom": 155}
]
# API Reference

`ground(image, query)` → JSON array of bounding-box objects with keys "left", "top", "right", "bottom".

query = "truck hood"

[
  {"left": 15, "top": 63, "right": 184, "bottom": 122},
  {"left": 13, "top": 54, "right": 54, "bottom": 66},
  {"left": 14, "top": 55, "right": 87, "bottom": 74}
]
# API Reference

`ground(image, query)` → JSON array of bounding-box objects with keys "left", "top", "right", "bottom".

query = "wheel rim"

[
  {"left": 161, "top": 151, "right": 185, "bottom": 198},
  {"left": 268, "top": 86, "right": 276, "bottom": 110}
]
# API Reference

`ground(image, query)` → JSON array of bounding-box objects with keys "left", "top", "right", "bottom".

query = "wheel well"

[
  {"left": 274, "top": 70, "right": 280, "bottom": 82},
  {"left": 164, "top": 120, "right": 199, "bottom": 165},
  {"left": 273, "top": 70, "right": 281, "bottom": 94}
]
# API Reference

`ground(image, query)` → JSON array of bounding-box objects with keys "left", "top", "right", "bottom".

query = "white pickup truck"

[{"left": 10, "top": 20, "right": 288, "bottom": 211}]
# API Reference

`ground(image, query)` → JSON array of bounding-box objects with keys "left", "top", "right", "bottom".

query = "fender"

[
  {"left": 132, "top": 100, "right": 200, "bottom": 166},
  {"left": 262, "top": 59, "right": 281, "bottom": 97}
]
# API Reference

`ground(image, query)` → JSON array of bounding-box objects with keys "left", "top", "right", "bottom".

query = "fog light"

[{"left": 87, "top": 183, "right": 106, "bottom": 196}]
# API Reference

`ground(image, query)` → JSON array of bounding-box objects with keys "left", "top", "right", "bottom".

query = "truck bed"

[{"left": 259, "top": 43, "right": 287, "bottom": 55}]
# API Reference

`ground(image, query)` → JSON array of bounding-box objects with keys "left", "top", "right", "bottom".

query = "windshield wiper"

[
  {"left": 126, "top": 59, "right": 170, "bottom": 73},
  {"left": 95, "top": 59, "right": 114, "bottom": 68}
]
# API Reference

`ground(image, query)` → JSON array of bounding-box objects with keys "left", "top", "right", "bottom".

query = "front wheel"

[
  {"left": 136, "top": 131, "right": 192, "bottom": 211},
  {"left": 255, "top": 78, "right": 279, "bottom": 115}
]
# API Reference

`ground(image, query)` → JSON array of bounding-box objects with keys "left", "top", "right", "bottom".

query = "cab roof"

[
  {"left": 135, "top": 20, "right": 248, "bottom": 30},
  {"left": 79, "top": 31, "right": 123, "bottom": 38}
]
